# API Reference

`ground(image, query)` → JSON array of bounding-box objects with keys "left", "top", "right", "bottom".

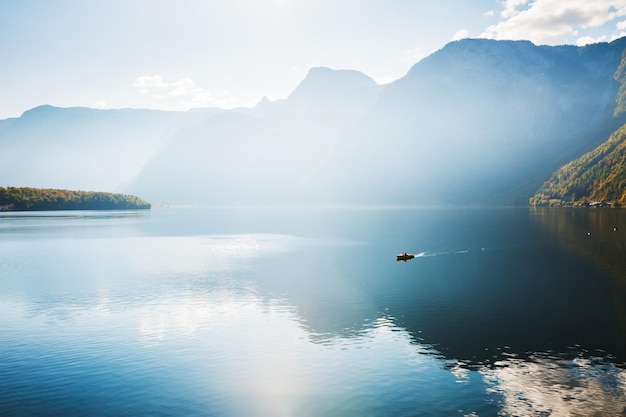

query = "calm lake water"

[{"left": 1, "top": 207, "right": 625, "bottom": 416}]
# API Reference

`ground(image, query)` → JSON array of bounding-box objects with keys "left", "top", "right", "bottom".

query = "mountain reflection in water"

[
  {"left": 530, "top": 207, "right": 626, "bottom": 285},
  {"left": 1, "top": 207, "right": 625, "bottom": 416}
]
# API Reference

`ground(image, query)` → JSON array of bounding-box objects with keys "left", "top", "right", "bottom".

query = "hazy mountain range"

[{"left": 3, "top": 37, "right": 626, "bottom": 206}]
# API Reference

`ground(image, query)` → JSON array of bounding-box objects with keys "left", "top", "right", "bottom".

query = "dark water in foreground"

[{"left": 1, "top": 207, "right": 625, "bottom": 416}]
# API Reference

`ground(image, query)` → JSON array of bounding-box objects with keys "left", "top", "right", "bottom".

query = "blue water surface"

[{"left": 1, "top": 207, "right": 625, "bottom": 416}]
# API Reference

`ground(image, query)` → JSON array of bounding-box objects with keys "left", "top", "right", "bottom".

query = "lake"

[{"left": 1, "top": 206, "right": 625, "bottom": 416}]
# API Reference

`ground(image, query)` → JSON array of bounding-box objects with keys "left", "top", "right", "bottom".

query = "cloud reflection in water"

[{"left": 483, "top": 354, "right": 626, "bottom": 416}]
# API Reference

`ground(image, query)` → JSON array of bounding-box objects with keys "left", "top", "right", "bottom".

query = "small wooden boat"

[{"left": 396, "top": 252, "right": 415, "bottom": 261}]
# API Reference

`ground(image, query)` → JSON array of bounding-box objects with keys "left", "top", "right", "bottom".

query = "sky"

[{"left": 2, "top": 0, "right": 626, "bottom": 119}]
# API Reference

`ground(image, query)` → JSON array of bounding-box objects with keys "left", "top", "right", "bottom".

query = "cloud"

[
  {"left": 576, "top": 35, "right": 608, "bottom": 45},
  {"left": 452, "top": 29, "right": 471, "bottom": 41},
  {"left": 501, "top": 0, "right": 530, "bottom": 19},
  {"left": 614, "top": 19, "right": 626, "bottom": 39},
  {"left": 132, "top": 75, "right": 238, "bottom": 110},
  {"left": 480, "top": 0, "right": 626, "bottom": 45},
  {"left": 133, "top": 75, "right": 168, "bottom": 92},
  {"left": 93, "top": 100, "right": 108, "bottom": 109}
]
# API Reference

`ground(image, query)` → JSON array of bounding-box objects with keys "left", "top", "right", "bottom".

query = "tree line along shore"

[{"left": 0, "top": 187, "right": 150, "bottom": 211}]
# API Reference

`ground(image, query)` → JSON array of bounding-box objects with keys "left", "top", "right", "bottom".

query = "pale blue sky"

[{"left": 2, "top": 0, "right": 626, "bottom": 119}]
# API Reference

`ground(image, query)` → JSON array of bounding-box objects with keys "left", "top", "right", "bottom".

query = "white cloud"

[
  {"left": 613, "top": 31, "right": 626, "bottom": 39},
  {"left": 614, "top": 19, "right": 626, "bottom": 39},
  {"left": 576, "top": 35, "right": 608, "bottom": 46},
  {"left": 480, "top": 0, "right": 626, "bottom": 45},
  {"left": 167, "top": 78, "right": 196, "bottom": 97},
  {"left": 452, "top": 29, "right": 471, "bottom": 41},
  {"left": 93, "top": 100, "right": 108, "bottom": 109},
  {"left": 501, "top": 0, "right": 530, "bottom": 19},
  {"left": 132, "top": 75, "right": 239, "bottom": 111},
  {"left": 133, "top": 75, "right": 168, "bottom": 93}
]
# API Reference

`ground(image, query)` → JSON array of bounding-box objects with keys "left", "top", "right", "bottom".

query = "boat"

[{"left": 396, "top": 252, "right": 415, "bottom": 261}]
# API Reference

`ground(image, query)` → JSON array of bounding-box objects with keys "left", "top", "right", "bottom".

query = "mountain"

[
  {"left": 278, "top": 66, "right": 382, "bottom": 122},
  {"left": 127, "top": 67, "right": 383, "bottom": 204},
  {"left": 530, "top": 124, "right": 626, "bottom": 206},
  {"left": 0, "top": 105, "right": 214, "bottom": 192},
  {"left": 4, "top": 37, "right": 626, "bottom": 206},
  {"left": 319, "top": 38, "right": 626, "bottom": 204},
  {"left": 531, "top": 46, "right": 626, "bottom": 206},
  {"left": 129, "top": 38, "right": 626, "bottom": 205}
]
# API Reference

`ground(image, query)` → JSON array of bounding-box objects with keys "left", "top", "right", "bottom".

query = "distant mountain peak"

[
  {"left": 285, "top": 66, "right": 380, "bottom": 109},
  {"left": 254, "top": 96, "right": 273, "bottom": 108},
  {"left": 21, "top": 104, "right": 61, "bottom": 117},
  {"left": 297, "top": 66, "right": 378, "bottom": 89}
]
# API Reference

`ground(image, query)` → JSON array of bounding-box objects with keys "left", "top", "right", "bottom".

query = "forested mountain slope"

[
  {"left": 531, "top": 49, "right": 626, "bottom": 206},
  {"left": 531, "top": 124, "right": 626, "bottom": 206}
]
